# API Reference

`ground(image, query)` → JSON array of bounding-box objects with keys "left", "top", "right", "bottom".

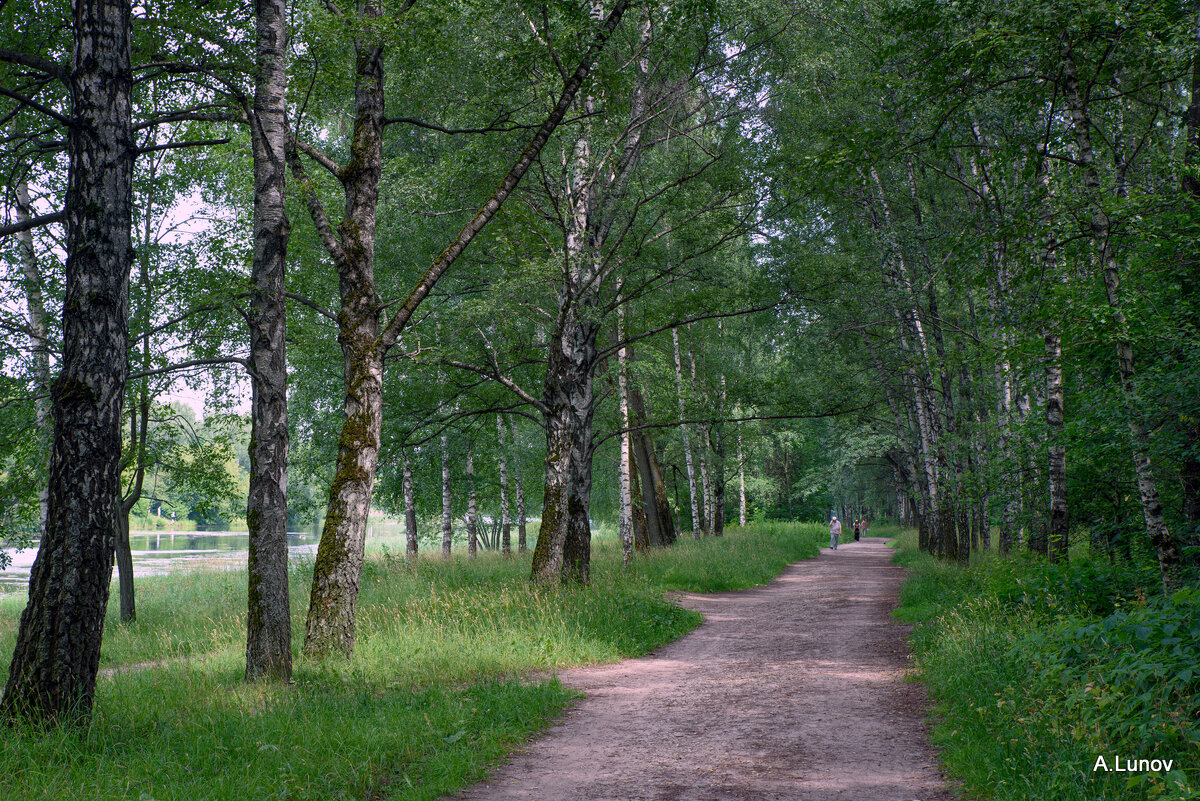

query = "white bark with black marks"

[{"left": 3, "top": 0, "right": 134, "bottom": 724}]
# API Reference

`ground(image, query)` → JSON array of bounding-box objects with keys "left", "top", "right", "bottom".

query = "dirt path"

[{"left": 455, "top": 538, "right": 956, "bottom": 801}]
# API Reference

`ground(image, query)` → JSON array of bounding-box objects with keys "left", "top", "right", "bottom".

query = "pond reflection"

[{"left": 0, "top": 531, "right": 320, "bottom": 594}]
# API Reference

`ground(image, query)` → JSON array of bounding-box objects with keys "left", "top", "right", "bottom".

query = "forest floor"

[{"left": 454, "top": 537, "right": 958, "bottom": 801}]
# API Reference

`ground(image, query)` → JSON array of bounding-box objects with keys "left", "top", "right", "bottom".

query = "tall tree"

[
  {"left": 297, "top": 0, "right": 631, "bottom": 656},
  {"left": 2, "top": 0, "right": 134, "bottom": 724}
]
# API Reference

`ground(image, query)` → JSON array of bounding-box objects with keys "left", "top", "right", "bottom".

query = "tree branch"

[
  {"left": 378, "top": 0, "right": 633, "bottom": 353},
  {"left": 0, "top": 48, "right": 66, "bottom": 82},
  {"left": 127, "top": 356, "right": 250, "bottom": 382},
  {"left": 0, "top": 86, "right": 71, "bottom": 127},
  {"left": 137, "top": 137, "right": 231, "bottom": 155},
  {"left": 596, "top": 302, "right": 780, "bottom": 362},
  {"left": 285, "top": 291, "right": 338, "bottom": 322},
  {"left": 286, "top": 144, "right": 347, "bottom": 267},
  {"left": 0, "top": 209, "right": 65, "bottom": 237},
  {"left": 444, "top": 359, "right": 550, "bottom": 415},
  {"left": 291, "top": 136, "right": 345, "bottom": 180}
]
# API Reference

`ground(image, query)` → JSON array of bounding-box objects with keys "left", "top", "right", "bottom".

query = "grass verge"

[
  {"left": 0, "top": 520, "right": 826, "bottom": 800},
  {"left": 892, "top": 530, "right": 1200, "bottom": 801}
]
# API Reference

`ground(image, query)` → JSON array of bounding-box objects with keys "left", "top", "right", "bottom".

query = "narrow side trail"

[{"left": 455, "top": 538, "right": 956, "bottom": 801}]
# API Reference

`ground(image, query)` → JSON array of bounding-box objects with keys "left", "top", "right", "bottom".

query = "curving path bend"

[{"left": 455, "top": 538, "right": 956, "bottom": 801}]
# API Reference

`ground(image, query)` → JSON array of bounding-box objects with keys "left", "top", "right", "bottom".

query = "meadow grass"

[
  {"left": 0, "top": 520, "right": 826, "bottom": 801},
  {"left": 892, "top": 530, "right": 1200, "bottom": 801}
]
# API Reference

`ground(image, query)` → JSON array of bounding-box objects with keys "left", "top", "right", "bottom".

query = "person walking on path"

[
  {"left": 830, "top": 515, "right": 842, "bottom": 549},
  {"left": 853, "top": 519, "right": 861, "bottom": 542}
]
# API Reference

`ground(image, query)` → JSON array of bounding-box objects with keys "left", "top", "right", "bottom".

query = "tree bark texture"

[
  {"left": 441, "top": 433, "right": 453, "bottom": 557},
  {"left": 1045, "top": 332, "right": 1069, "bottom": 563},
  {"left": 711, "top": 423, "right": 725, "bottom": 537},
  {"left": 2, "top": 0, "right": 133, "bottom": 724},
  {"left": 403, "top": 454, "right": 417, "bottom": 559},
  {"left": 467, "top": 443, "right": 478, "bottom": 557},
  {"left": 245, "top": 0, "right": 292, "bottom": 681},
  {"left": 689, "top": 344, "right": 712, "bottom": 535},
  {"left": 738, "top": 427, "right": 747, "bottom": 528},
  {"left": 301, "top": 4, "right": 387, "bottom": 657},
  {"left": 509, "top": 418, "right": 527, "bottom": 553},
  {"left": 497, "top": 415, "right": 512, "bottom": 556},
  {"left": 531, "top": 307, "right": 599, "bottom": 584},
  {"left": 617, "top": 298, "right": 634, "bottom": 567},
  {"left": 629, "top": 386, "right": 676, "bottom": 546},
  {"left": 672, "top": 328, "right": 701, "bottom": 537}
]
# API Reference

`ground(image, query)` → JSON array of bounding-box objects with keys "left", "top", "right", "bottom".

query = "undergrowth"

[
  {"left": 893, "top": 531, "right": 1200, "bottom": 801},
  {"left": 0, "top": 520, "right": 825, "bottom": 801}
]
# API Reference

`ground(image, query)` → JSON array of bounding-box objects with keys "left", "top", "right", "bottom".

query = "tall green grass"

[
  {"left": 893, "top": 531, "right": 1200, "bottom": 801},
  {"left": 0, "top": 520, "right": 825, "bottom": 801}
]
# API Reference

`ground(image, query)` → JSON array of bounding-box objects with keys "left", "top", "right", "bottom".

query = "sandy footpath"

[{"left": 454, "top": 538, "right": 956, "bottom": 801}]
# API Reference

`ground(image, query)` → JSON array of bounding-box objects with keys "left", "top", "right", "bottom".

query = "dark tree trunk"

[
  {"left": 672, "top": 328, "right": 700, "bottom": 536},
  {"left": 116, "top": 389, "right": 148, "bottom": 623},
  {"left": 629, "top": 388, "right": 675, "bottom": 546},
  {"left": 531, "top": 313, "right": 598, "bottom": 584},
  {"left": 2, "top": 0, "right": 133, "bottom": 724},
  {"left": 245, "top": 0, "right": 292, "bottom": 681},
  {"left": 711, "top": 421, "right": 726, "bottom": 537},
  {"left": 114, "top": 506, "right": 135, "bottom": 620}
]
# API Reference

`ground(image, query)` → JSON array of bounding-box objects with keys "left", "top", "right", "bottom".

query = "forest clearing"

[{"left": 2, "top": 0, "right": 1200, "bottom": 798}]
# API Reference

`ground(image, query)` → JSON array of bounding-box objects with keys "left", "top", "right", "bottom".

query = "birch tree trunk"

[
  {"left": 497, "top": 415, "right": 511, "bottom": 556},
  {"left": 617, "top": 295, "right": 634, "bottom": 566},
  {"left": 1062, "top": 44, "right": 1179, "bottom": 588},
  {"left": 710, "top": 368, "right": 728, "bottom": 537},
  {"left": 672, "top": 328, "right": 700, "bottom": 537},
  {"left": 300, "top": 0, "right": 386, "bottom": 658},
  {"left": 245, "top": 0, "right": 292, "bottom": 680},
  {"left": 530, "top": 306, "right": 599, "bottom": 583},
  {"left": 441, "top": 433, "right": 453, "bottom": 557},
  {"left": 689, "top": 345, "right": 712, "bottom": 535},
  {"left": 466, "top": 442, "right": 478, "bottom": 557},
  {"left": 2, "top": 0, "right": 133, "bottom": 723},
  {"left": 403, "top": 454, "right": 417, "bottom": 560},
  {"left": 509, "top": 418, "right": 526, "bottom": 553},
  {"left": 629, "top": 386, "right": 676, "bottom": 546},
  {"left": 1045, "top": 330, "right": 1068, "bottom": 563},
  {"left": 297, "top": 0, "right": 629, "bottom": 649},
  {"left": 738, "top": 426, "right": 747, "bottom": 527}
]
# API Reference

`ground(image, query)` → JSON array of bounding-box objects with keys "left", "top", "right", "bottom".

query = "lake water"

[{"left": 0, "top": 530, "right": 321, "bottom": 595}]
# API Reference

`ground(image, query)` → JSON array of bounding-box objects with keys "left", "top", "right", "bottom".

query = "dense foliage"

[{"left": 894, "top": 531, "right": 1200, "bottom": 799}]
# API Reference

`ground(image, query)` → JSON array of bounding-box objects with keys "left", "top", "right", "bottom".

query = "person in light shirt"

[{"left": 829, "top": 516, "right": 842, "bottom": 550}]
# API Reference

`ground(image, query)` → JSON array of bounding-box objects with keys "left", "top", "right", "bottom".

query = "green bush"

[{"left": 893, "top": 532, "right": 1200, "bottom": 801}]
